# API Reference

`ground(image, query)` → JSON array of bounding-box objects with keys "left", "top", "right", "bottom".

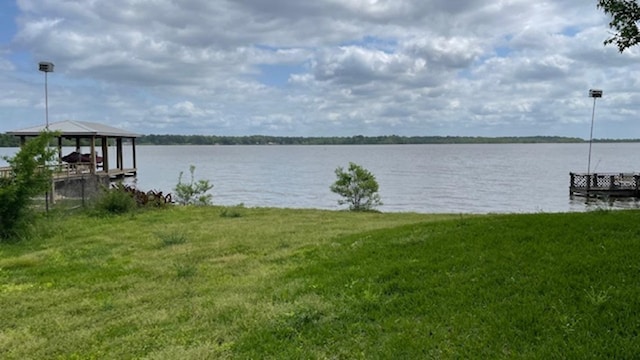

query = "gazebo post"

[
  {"left": 101, "top": 136, "right": 109, "bottom": 173},
  {"left": 57, "top": 136, "right": 63, "bottom": 162},
  {"left": 90, "top": 137, "right": 96, "bottom": 174},
  {"left": 132, "top": 137, "right": 137, "bottom": 172},
  {"left": 116, "top": 138, "right": 123, "bottom": 170}
]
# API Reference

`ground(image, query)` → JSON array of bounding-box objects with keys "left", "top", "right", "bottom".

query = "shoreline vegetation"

[
  {"left": 1, "top": 207, "right": 639, "bottom": 358},
  {"left": 2, "top": 133, "right": 640, "bottom": 147}
]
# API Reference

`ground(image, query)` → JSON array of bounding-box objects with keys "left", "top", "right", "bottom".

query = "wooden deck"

[
  {"left": 106, "top": 168, "right": 137, "bottom": 179},
  {"left": 570, "top": 172, "right": 640, "bottom": 198}
]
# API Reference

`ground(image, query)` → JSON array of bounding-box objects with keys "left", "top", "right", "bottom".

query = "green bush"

[
  {"left": 0, "top": 131, "right": 57, "bottom": 240},
  {"left": 174, "top": 165, "right": 213, "bottom": 206},
  {"left": 330, "top": 162, "right": 382, "bottom": 211},
  {"left": 94, "top": 187, "right": 137, "bottom": 215},
  {"left": 93, "top": 183, "right": 173, "bottom": 215},
  {"left": 110, "top": 182, "right": 172, "bottom": 208}
]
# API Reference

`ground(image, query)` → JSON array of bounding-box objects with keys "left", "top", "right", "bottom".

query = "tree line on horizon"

[
  {"left": 2, "top": 133, "right": 640, "bottom": 147},
  {"left": 136, "top": 134, "right": 591, "bottom": 145}
]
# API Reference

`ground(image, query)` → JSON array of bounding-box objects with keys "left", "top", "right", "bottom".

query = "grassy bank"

[{"left": 1, "top": 207, "right": 639, "bottom": 358}]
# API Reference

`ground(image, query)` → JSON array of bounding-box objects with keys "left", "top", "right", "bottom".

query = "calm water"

[{"left": 3, "top": 143, "right": 640, "bottom": 213}]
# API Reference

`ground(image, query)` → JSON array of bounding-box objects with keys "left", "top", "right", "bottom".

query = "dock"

[
  {"left": 1, "top": 162, "right": 137, "bottom": 201},
  {"left": 570, "top": 172, "right": 640, "bottom": 198},
  {"left": 5, "top": 120, "right": 140, "bottom": 202}
]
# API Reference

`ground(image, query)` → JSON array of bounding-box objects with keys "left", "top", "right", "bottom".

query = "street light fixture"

[
  {"left": 38, "top": 61, "right": 54, "bottom": 129},
  {"left": 587, "top": 89, "right": 602, "bottom": 175}
]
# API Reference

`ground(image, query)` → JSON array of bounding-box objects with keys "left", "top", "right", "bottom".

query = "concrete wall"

[{"left": 53, "top": 174, "right": 110, "bottom": 200}]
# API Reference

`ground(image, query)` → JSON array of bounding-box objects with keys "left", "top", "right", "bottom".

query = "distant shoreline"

[
  {"left": 128, "top": 135, "right": 639, "bottom": 146},
  {"left": 129, "top": 135, "right": 637, "bottom": 146},
  {"left": 1, "top": 133, "right": 639, "bottom": 147}
]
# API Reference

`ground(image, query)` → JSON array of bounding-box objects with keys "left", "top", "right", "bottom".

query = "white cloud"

[{"left": 1, "top": 0, "right": 639, "bottom": 138}]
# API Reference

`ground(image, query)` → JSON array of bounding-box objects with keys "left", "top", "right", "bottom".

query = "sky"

[{"left": 1, "top": 0, "right": 639, "bottom": 138}]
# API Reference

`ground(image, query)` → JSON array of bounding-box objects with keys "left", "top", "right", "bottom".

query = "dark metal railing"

[{"left": 570, "top": 172, "right": 640, "bottom": 197}]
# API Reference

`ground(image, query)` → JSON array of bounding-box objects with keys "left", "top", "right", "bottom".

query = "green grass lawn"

[{"left": 1, "top": 207, "right": 639, "bottom": 359}]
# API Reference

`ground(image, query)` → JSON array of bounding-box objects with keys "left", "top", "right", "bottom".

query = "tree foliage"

[
  {"left": 174, "top": 165, "right": 213, "bottom": 206},
  {"left": 136, "top": 134, "right": 585, "bottom": 146},
  {"left": 598, "top": 0, "right": 640, "bottom": 52},
  {"left": 330, "top": 162, "right": 382, "bottom": 211},
  {"left": 0, "top": 132, "right": 57, "bottom": 240}
]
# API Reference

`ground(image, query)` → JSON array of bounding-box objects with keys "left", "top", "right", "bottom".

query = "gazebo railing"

[{"left": 0, "top": 163, "right": 94, "bottom": 180}]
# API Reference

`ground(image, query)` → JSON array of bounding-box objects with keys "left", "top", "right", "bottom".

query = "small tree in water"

[
  {"left": 174, "top": 165, "right": 213, "bottom": 205},
  {"left": 330, "top": 162, "right": 382, "bottom": 211}
]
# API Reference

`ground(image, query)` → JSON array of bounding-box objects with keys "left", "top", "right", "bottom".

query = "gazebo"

[
  {"left": 8, "top": 120, "right": 140, "bottom": 178},
  {"left": 6, "top": 120, "right": 140, "bottom": 202}
]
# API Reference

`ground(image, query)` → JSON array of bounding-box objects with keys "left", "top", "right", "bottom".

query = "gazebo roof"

[{"left": 7, "top": 120, "right": 140, "bottom": 138}]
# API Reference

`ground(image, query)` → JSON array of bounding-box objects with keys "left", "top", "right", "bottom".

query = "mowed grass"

[{"left": 1, "top": 207, "right": 639, "bottom": 358}]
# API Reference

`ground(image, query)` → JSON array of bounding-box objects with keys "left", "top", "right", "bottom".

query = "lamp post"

[
  {"left": 587, "top": 89, "right": 602, "bottom": 175},
  {"left": 38, "top": 61, "right": 55, "bottom": 211},
  {"left": 38, "top": 61, "right": 54, "bottom": 129}
]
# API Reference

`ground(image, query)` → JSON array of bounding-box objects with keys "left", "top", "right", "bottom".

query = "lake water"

[{"left": 2, "top": 143, "right": 640, "bottom": 213}]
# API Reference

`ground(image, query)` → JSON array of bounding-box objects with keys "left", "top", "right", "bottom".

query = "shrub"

[
  {"left": 330, "top": 162, "right": 382, "bottom": 211},
  {"left": 0, "top": 131, "right": 57, "bottom": 240},
  {"left": 111, "top": 183, "right": 172, "bottom": 208},
  {"left": 93, "top": 183, "right": 173, "bottom": 215},
  {"left": 174, "top": 165, "right": 213, "bottom": 206},
  {"left": 94, "top": 186, "right": 137, "bottom": 215}
]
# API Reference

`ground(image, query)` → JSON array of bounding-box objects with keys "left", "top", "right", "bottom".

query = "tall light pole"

[
  {"left": 38, "top": 61, "right": 55, "bottom": 212},
  {"left": 38, "top": 61, "right": 54, "bottom": 129},
  {"left": 587, "top": 89, "right": 602, "bottom": 175}
]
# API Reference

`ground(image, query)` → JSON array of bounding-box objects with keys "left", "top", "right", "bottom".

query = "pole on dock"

[{"left": 587, "top": 89, "right": 602, "bottom": 176}]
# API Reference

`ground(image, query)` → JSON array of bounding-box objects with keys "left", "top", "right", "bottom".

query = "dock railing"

[
  {"left": 0, "top": 163, "right": 94, "bottom": 180},
  {"left": 570, "top": 172, "right": 640, "bottom": 197},
  {"left": 1, "top": 162, "right": 135, "bottom": 181}
]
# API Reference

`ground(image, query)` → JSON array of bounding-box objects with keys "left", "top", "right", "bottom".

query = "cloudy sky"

[{"left": 0, "top": 0, "right": 639, "bottom": 138}]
